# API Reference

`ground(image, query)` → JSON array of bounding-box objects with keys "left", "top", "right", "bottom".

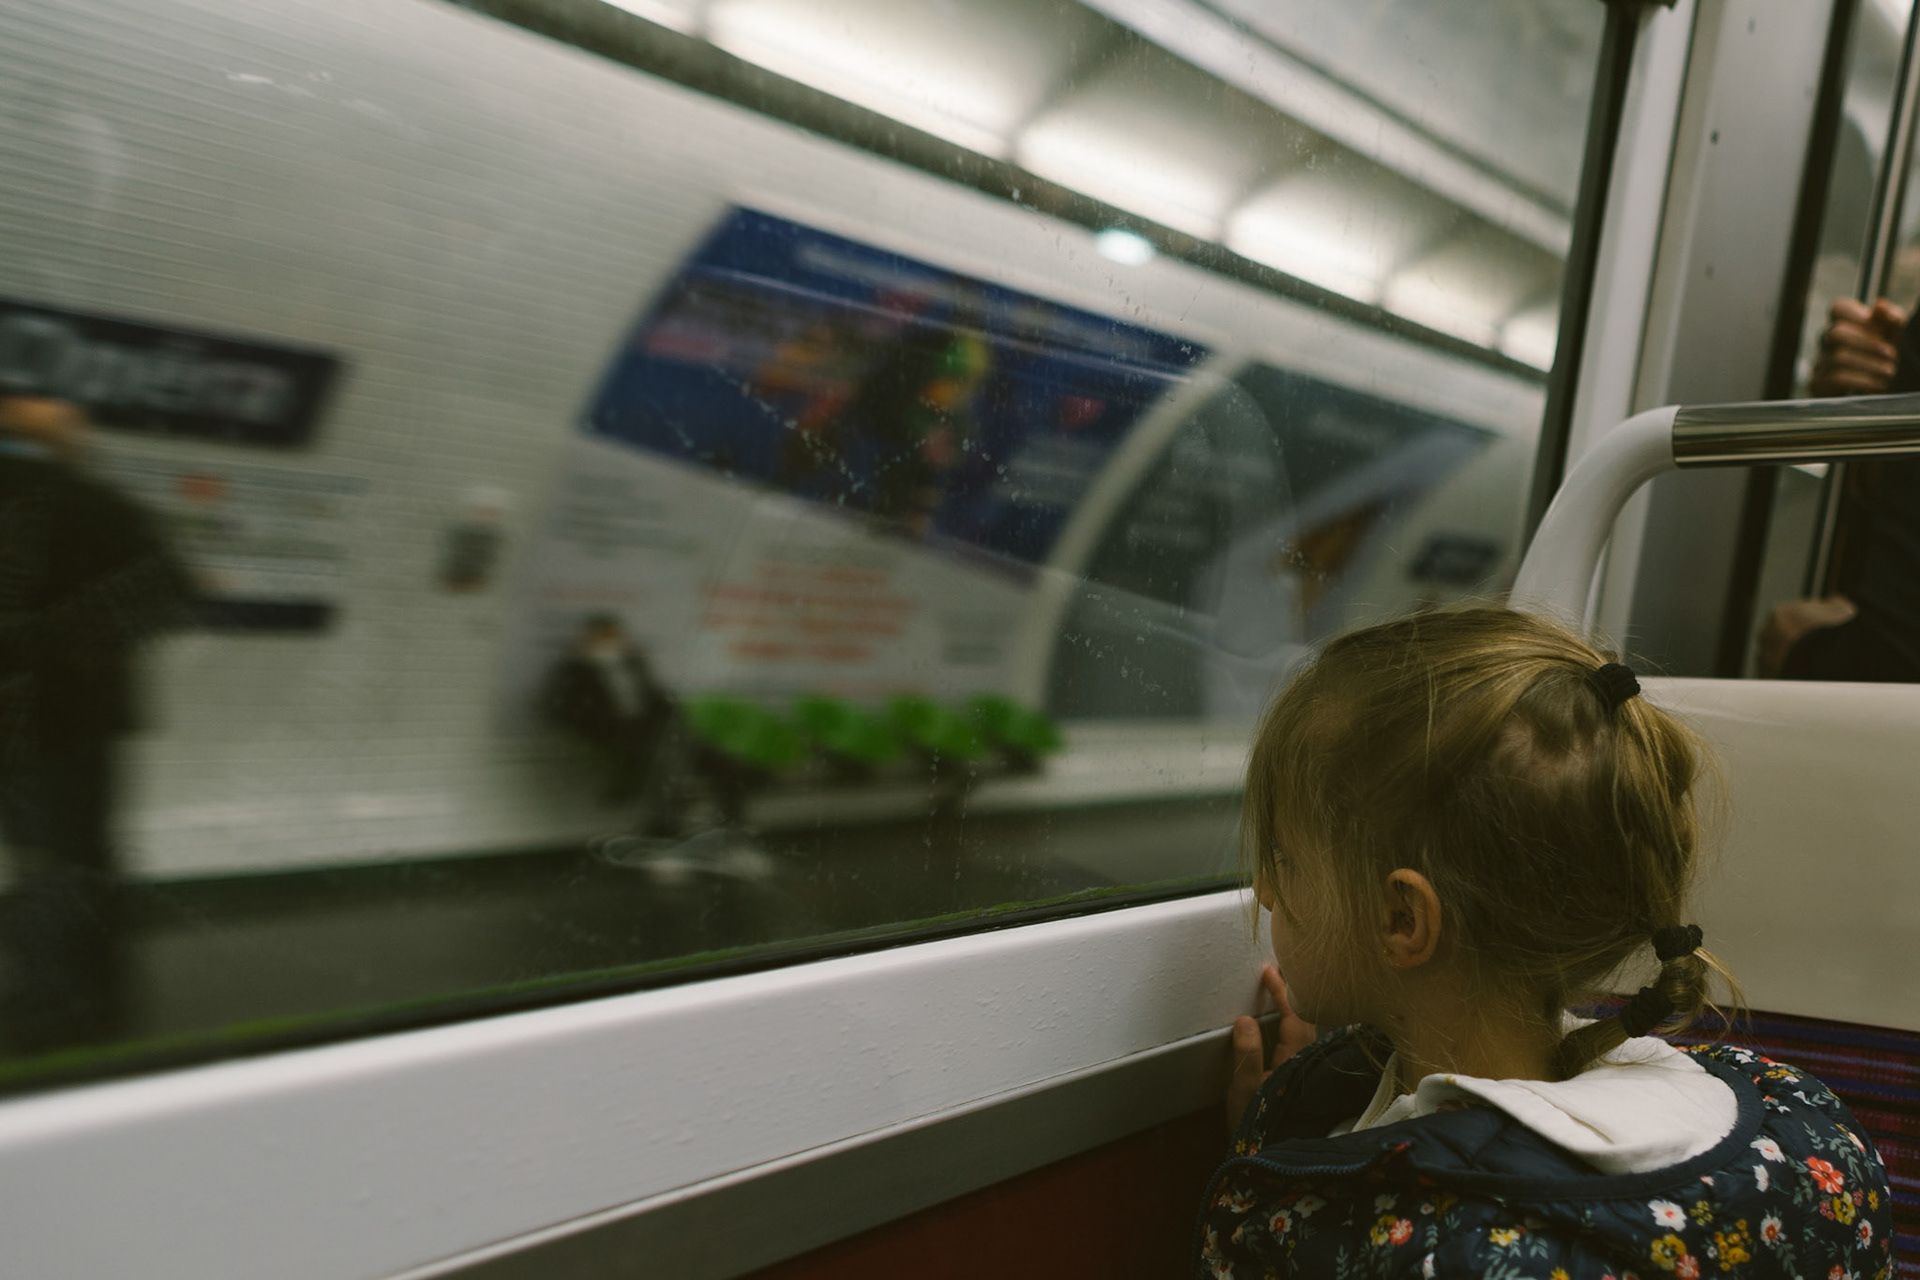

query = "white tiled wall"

[{"left": 0, "top": 0, "right": 1542, "bottom": 877}]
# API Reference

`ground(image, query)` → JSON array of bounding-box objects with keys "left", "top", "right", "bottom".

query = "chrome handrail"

[{"left": 1672, "top": 392, "right": 1920, "bottom": 465}]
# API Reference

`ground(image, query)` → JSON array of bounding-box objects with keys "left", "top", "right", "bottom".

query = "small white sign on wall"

[{"left": 90, "top": 448, "right": 369, "bottom": 631}]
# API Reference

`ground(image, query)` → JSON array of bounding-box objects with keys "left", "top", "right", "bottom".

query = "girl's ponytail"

[{"left": 1554, "top": 925, "right": 1738, "bottom": 1077}]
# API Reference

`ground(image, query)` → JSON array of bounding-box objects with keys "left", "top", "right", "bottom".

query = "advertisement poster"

[
  {"left": 583, "top": 207, "right": 1207, "bottom": 568},
  {"left": 91, "top": 451, "right": 368, "bottom": 630},
  {"left": 503, "top": 207, "right": 1207, "bottom": 715}
]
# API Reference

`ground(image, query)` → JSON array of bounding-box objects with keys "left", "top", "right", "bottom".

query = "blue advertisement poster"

[{"left": 585, "top": 208, "right": 1208, "bottom": 569}]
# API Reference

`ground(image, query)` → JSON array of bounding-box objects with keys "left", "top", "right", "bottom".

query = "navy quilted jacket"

[{"left": 1196, "top": 1027, "right": 1893, "bottom": 1279}]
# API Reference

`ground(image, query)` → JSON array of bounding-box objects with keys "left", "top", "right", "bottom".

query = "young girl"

[{"left": 1199, "top": 607, "right": 1893, "bottom": 1280}]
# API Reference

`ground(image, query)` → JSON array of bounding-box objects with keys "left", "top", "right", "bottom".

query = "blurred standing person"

[
  {"left": 1757, "top": 297, "right": 1920, "bottom": 679},
  {"left": 0, "top": 395, "right": 193, "bottom": 1052}
]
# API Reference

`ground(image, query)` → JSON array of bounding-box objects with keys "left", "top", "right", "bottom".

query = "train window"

[{"left": 0, "top": 0, "right": 1608, "bottom": 1088}]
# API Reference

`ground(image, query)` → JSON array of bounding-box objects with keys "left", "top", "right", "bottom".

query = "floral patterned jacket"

[{"left": 1195, "top": 1027, "right": 1893, "bottom": 1280}]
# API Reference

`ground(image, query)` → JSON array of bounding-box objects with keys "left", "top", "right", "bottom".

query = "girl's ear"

[{"left": 1382, "top": 869, "right": 1442, "bottom": 969}]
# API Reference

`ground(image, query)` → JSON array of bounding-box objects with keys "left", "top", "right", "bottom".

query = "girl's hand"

[{"left": 1225, "top": 965, "right": 1317, "bottom": 1132}]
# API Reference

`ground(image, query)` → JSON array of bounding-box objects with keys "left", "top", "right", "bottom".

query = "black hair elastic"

[
  {"left": 1617, "top": 925, "right": 1704, "bottom": 1037},
  {"left": 1587, "top": 661, "right": 1641, "bottom": 711},
  {"left": 1651, "top": 923, "right": 1704, "bottom": 963},
  {"left": 1618, "top": 984, "right": 1675, "bottom": 1038}
]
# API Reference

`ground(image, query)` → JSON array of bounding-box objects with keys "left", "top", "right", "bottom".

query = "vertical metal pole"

[
  {"left": 1860, "top": 8, "right": 1920, "bottom": 303},
  {"left": 1521, "top": 1, "right": 1640, "bottom": 538},
  {"left": 1807, "top": 0, "right": 1920, "bottom": 593}
]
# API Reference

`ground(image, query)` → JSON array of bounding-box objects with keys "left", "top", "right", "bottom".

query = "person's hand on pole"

[{"left": 1810, "top": 298, "right": 1907, "bottom": 397}]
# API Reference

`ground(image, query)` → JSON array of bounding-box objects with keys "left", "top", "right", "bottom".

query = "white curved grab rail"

[{"left": 1511, "top": 392, "right": 1920, "bottom": 624}]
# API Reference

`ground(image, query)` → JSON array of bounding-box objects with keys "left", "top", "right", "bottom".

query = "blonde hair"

[{"left": 1243, "top": 605, "right": 1739, "bottom": 1079}]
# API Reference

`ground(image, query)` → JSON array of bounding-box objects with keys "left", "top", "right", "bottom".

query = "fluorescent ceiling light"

[
  {"left": 706, "top": 0, "right": 1020, "bottom": 158},
  {"left": 1075, "top": 0, "right": 1571, "bottom": 256},
  {"left": 1226, "top": 167, "right": 1450, "bottom": 305},
  {"left": 1015, "top": 39, "right": 1296, "bottom": 242},
  {"left": 1094, "top": 228, "right": 1157, "bottom": 265},
  {"left": 1016, "top": 123, "right": 1224, "bottom": 239},
  {"left": 599, "top": 0, "right": 704, "bottom": 34},
  {"left": 1227, "top": 207, "right": 1382, "bottom": 303},
  {"left": 1382, "top": 274, "right": 1502, "bottom": 349},
  {"left": 1015, "top": 81, "right": 1276, "bottom": 243},
  {"left": 1382, "top": 231, "right": 1556, "bottom": 353},
  {"left": 1497, "top": 305, "right": 1560, "bottom": 371}
]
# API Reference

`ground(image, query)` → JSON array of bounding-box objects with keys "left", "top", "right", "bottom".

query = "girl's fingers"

[
  {"left": 1259, "top": 964, "right": 1289, "bottom": 1011},
  {"left": 1230, "top": 1015, "right": 1265, "bottom": 1084},
  {"left": 1261, "top": 965, "right": 1318, "bottom": 1062},
  {"left": 1278, "top": 1016, "right": 1317, "bottom": 1060},
  {"left": 1226, "top": 1015, "right": 1268, "bottom": 1133}
]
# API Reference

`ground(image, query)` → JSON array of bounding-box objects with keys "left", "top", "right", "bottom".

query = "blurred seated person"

[
  {"left": 0, "top": 394, "right": 193, "bottom": 1049},
  {"left": 1758, "top": 296, "right": 1920, "bottom": 679},
  {"left": 544, "top": 614, "right": 683, "bottom": 817}
]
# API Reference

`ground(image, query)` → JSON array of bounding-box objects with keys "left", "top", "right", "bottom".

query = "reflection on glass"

[
  {"left": 1754, "top": 0, "right": 1920, "bottom": 681},
  {"left": 0, "top": 0, "right": 1602, "bottom": 1084},
  {"left": 1051, "top": 367, "right": 1501, "bottom": 721}
]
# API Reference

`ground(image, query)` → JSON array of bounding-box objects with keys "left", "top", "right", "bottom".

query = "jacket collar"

[{"left": 1236, "top": 1026, "right": 1766, "bottom": 1200}]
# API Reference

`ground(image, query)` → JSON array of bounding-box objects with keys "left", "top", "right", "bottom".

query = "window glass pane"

[
  {"left": 0, "top": 0, "right": 1605, "bottom": 1082},
  {"left": 1741, "top": 0, "right": 1920, "bottom": 682},
  {"left": 1051, "top": 366, "right": 1507, "bottom": 721}
]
